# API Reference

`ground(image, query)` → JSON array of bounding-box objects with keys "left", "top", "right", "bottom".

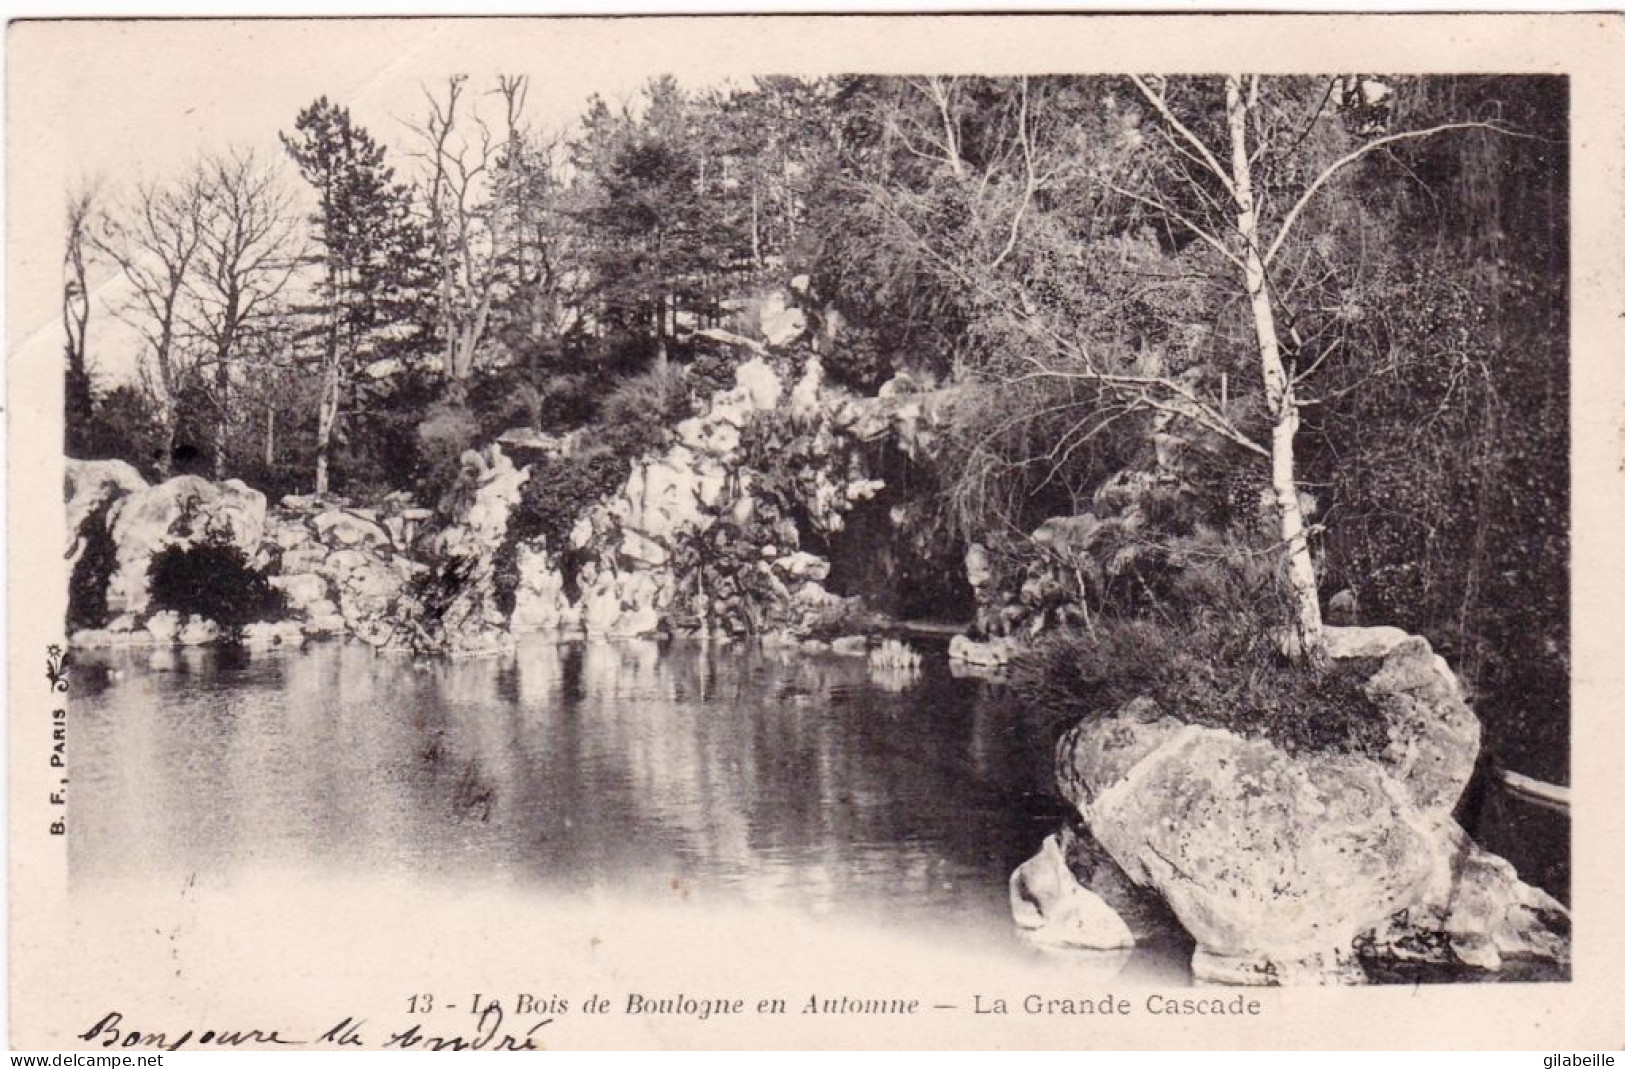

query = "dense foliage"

[
  {"left": 149, "top": 542, "right": 287, "bottom": 634},
  {"left": 67, "top": 73, "right": 1568, "bottom": 774},
  {"left": 1011, "top": 550, "right": 1387, "bottom": 760}
]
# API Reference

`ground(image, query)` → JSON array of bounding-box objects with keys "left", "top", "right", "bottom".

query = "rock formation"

[{"left": 1016, "top": 625, "right": 1570, "bottom": 984}]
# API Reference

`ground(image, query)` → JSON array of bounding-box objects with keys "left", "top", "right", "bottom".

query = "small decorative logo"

[{"left": 46, "top": 644, "right": 70, "bottom": 693}]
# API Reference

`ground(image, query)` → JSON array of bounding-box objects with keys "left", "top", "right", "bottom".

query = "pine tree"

[{"left": 281, "top": 96, "right": 430, "bottom": 495}]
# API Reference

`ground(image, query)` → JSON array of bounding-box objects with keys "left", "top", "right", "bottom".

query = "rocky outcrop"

[
  {"left": 500, "top": 350, "right": 917, "bottom": 645},
  {"left": 947, "top": 632, "right": 1021, "bottom": 669},
  {"left": 1358, "top": 820, "right": 1570, "bottom": 973},
  {"left": 65, "top": 459, "right": 148, "bottom": 566},
  {"left": 1010, "top": 833, "right": 1135, "bottom": 950},
  {"left": 1035, "top": 629, "right": 1569, "bottom": 984},
  {"left": 62, "top": 296, "right": 939, "bottom": 656},
  {"left": 265, "top": 493, "right": 425, "bottom": 646},
  {"left": 1353, "top": 629, "right": 1481, "bottom": 813},
  {"left": 98, "top": 474, "right": 267, "bottom": 622}
]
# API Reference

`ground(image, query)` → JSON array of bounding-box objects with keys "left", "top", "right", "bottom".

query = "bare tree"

[
  {"left": 1119, "top": 74, "right": 1516, "bottom": 660},
  {"left": 858, "top": 74, "right": 1516, "bottom": 662},
  {"left": 186, "top": 149, "right": 302, "bottom": 478},
  {"left": 64, "top": 181, "right": 100, "bottom": 389},
  {"left": 95, "top": 174, "right": 207, "bottom": 476},
  {"left": 489, "top": 75, "right": 584, "bottom": 394},
  {"left": 409, "top": 74, "right": 498, "bottom": 393}
]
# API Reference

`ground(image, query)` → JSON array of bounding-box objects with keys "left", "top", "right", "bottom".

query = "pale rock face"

[
  {"left": 680, "top": 417, "right": 743, "bottom": 458},
  {"left": 303, "top": 598, "right": 339, "bottom": 620},
  {"left": 608, "top": 602, "right": 662, "bottom": 639},
  {"left": 177, "top": 616, "right": 222, "bottom": 646},
  {"left": 1010, "top": 834, "right": 1136, "bottom": 950},
  {"left": 1355, "top": 633, "right": 1479, "bottom": 814},
  {"left": 1323, "top": 624, "right": 1413, "bottom": 660},
  {"left": 790, "top": 357, "right": 825, "bottom": 411},
  {"left": 509, "top": 547, "right": 577, "bottom": 632},
  {"left": 758, "top": 290, "right": 807, "bottom": 349},
  {"left": 269, "top": 573, "right": 329, "bottom": 610},
  {"left": 1058, "top": 714, "right": 1437, "bottom": 972},
  {"left": 240, "top": 620, "right": 306, "bottom": 648},
  {"left": 620, "top": 529, "right": 670, "bottom": 568},
  {"left": 732, "top": 357, "right": 784, "bottom": 412},
  {"left": 948, "top": 633, "right": 1019, "bottom": 668},
  {"left": 65, "top": 458, "right": 148, "bottom": 560},
  {"left": 104, "top": 476, "right": 267, "bottom": 618},
  {"left": 964, "top": 543, "right": 992, "bottom": 590},
  {"left": 569, "top": 515, "right": 595, "bottom": 551},
  {"left": 303, "top": 608, "right": 345, "bottom": 636},
  {"left": 463, "top": 454, "right": 530, "bottom": 546},
  {"left": 270, "top": 520, "right": 313, "bottom": 551},
  {"left": 635, "top": 454, "right": 713, "bottom": 540},
  {"left": 889, "top": 400, "right": 930, "bottom": 459},
  {"left": 144, "top": 610, "right": 182, "bottom": 643},
  {"left": 774, "top": 551, "right": 831, "bottom": 583},
  {"left": 279, "top": 545, "right": 330, "bottom": 576},
  {"left": 1361, "top": 820, "right": 1570, "bottom": 973},
  {"left": 313, "top": 509, "right": 390, "bottom": 549},
  {"left": 579, "top": 569, "right": 662, "bottom": 637},
  {"left": 321, "top": 548, "right": 373, "bottom": 579}
]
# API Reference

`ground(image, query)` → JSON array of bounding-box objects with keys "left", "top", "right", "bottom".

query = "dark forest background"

[{"left": 62, "top": 74, "right": 1568, "bottom": 781}]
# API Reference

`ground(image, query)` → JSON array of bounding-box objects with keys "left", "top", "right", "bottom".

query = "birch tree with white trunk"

[{"left": 1118, "top": 73, "right": 1516, "bottom": 661}]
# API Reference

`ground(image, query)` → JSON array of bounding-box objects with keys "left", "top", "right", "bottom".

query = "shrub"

[
  {"left": 67, "top": 498, "right": 119, "bottom": 631},
  {"left": 1013, "top": 614, "right": 1383, "bottom": 760},
  {"left": 148, "top": 541, "right": 286, "bottom": 634},
  {"left": 415, "top": 401, "right": 482, "bottom": 507},
  {"left": 667, "top": 513, "right": 787, "bottom": 635},
  {"left": 599, "top": 363, "right": 691, "bottom": 437},
  {"left": 391, "top": 553, "right": 480, "bottom": 652},
  {"left": 492, "top": 448, "right": 631, "bottom": 615},
  {"left": 821, "top": 324, "right": 894, "bottom": 394},
  {"left": 684, "top": 349, "right": 738, "bottom": 406},
  {"left": 1011, "top": 550, "right": 1386, "bottom": 760}
]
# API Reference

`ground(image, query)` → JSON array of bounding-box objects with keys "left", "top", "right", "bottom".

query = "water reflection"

[{"left": 69, "top": 637, "right": 1071, "bottom": 950}]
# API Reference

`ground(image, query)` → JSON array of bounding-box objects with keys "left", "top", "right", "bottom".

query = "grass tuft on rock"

[{"left": 1012, "top": 558, "right": 1387, "bottom": 760}]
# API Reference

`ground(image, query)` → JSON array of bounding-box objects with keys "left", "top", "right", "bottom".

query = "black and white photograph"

[{"left": 8, "top": 12, "right": 1624, "bottom": 1051}]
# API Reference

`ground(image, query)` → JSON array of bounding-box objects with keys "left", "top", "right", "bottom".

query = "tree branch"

[
  {"left": 1266, "top": 120, "right": 1523, "bottom": 265},
  {"left": 1104, "top": 182, "right": 1244, "bottom": 270},
  {"left": 1128, "top": 75, "right": 1237, "bottom": 199}
]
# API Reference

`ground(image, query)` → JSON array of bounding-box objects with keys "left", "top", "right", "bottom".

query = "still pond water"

[{"left": 67, "top": 635, "right": 1564, "bottom": 985}]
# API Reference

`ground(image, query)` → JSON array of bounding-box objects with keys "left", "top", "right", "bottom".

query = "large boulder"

[
  {"left": 948, "top": 633, "right": 1020, "bottom": 668},
  {"left": 312, "top": 508, "right": 391, "bottom": 550},
  {"left": 1046, "top": 633, "right": 1565, "bottom": 983},
  {"left": 1348, "top": 631, "right": 1480, "bottom": 814},
  {"left": 1057, "top": 708, "right": 1437, "bottom": 979},
  {"left": 1010, "top": 833, "right": 1135, "bottom": 950},
  {"left": 104, "top": 476, "right": 267, "bottom": 618},
  {"left": 757, "top": 290, "right": 807, "bottom": 349},
  {"left": 268, "top": 572, "right": 330, "bottom": 611},
  {"left": 1359, "top": 821, "right": 1570, "bottom": 974},
  {"left": 65, "top": 458, "right": 148, "bottom": 561}
]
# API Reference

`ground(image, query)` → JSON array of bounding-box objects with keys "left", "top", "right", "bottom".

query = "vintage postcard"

[{"left": 7, "top": 12, "right": 1624, "bottom": 1051}]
